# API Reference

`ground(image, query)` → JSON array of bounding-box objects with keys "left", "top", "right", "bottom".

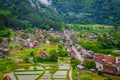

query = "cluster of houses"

[
  {"left": 94, "top": 54, "right": 120, "bottom": 76},
  {"left": 0, "top": 40, "right": 10, "bottom": 58},
  {"left": 64, "top": 29, "right": 120, "bottom": 76},
  {"left": 0, "top": 29, "right": 65, "bottom": 59},
  {"left": 9, "top": 29, "right": 64, "bottom": 49},
  {"left": 79, "top": 46, "right": 120, "bottom": 76},
  {"left": 81, "top": 32, "right": 115, "bottom": 41},
  {"left": 75, "top": 41, "right": 120, "bottom": 76},
  {"left": 11, "top": 30, "right": 40, "bottom": 49}
]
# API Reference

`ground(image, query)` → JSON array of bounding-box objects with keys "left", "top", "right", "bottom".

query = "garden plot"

[
  {"left": 41, "top": 64, "right": 69, "bottom": 80},
  {"left": 54, "top": 71, "right": 67, "bottom": 76},
  {"left": 41, "top": 71, "right": 51, "bottom": 79},
  {"left": 15, "top": 71, "right": 43, "bottom": 75},
  {"left": 59, "top": 65, "right": 70, "bottom": 70},
  {"left": 15, "top": 66, "right": 44, "bottom": 71},
  {"left": 46, "top": 66, "right": 51, "bottom": 70},
  {"left": 54, "top": 79, "right": 66, "bottom": 80},
  {"left": 17, "top": 75, "right": 39, "bottom": 80},
  {"left": 16, "top": 68, "right": 25, "bottom": 71},
  {"left": 15, "top": 66, "right": 44, "bottom": 80},
  {"left": 29, "top": 66, "right": 44, "bottom": 70},
  {"left": 53, "top": 75, "right": 66, "bottom": 79},
  {"left": 53, "top": 71, "right": 67, "bottom": 79}
]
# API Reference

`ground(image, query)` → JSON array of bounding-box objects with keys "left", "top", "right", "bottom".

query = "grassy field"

[
  {"left": 9, "top": 42, "right": 22, "bottom": 47},
  {"left": 80, "top": 70, "right": 106, "bottom": 80},
  {"left": 66, "top": 24, "right": 114, "bottom": 34},
  {"left": 67, "top": 24, "right": 114, "bottom": 29},
  {"left": 72, "top": 69, "right": 120, "bottom": 80}
]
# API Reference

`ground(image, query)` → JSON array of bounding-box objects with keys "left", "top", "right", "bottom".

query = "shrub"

[{"left": 97, "top": 71, "right": 103, "bottom": 75}]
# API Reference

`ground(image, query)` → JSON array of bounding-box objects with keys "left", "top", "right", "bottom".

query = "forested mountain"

[
  {"left": 0, "top": 0, "right": 120, "bottom": 30},
  {"left": 0, "top": 0, "right": 63, "bottom": 30},
  {"left": 52, "top": 0, "right": 120, "bottom": 28}
]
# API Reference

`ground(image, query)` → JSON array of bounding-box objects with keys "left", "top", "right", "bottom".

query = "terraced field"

[{"left": 6, "top": 63, "right": 70, "bottom": 80}]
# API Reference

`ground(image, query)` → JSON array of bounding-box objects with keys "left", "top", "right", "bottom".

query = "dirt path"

[{"left": 69, "top": 67, "right": 72, "bottom": 80}]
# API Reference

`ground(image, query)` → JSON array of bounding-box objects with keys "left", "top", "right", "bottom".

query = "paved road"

[
  {"left": 64, "top": 30, "right": 84, "bottom": 62},
  {"left": 69, "top": 67, "right": 73, "bottom": 80},
  {"left": 72, "top": 46, "right": 84, "bottom": 62}
]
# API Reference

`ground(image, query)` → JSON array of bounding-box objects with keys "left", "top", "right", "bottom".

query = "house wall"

[
  {"left": 96, "top": 62, "right": 103, "bottom": 71},
  {"left": 117, "top": 67, "right": 120, "bottom": 72},
  {"left": 116, "top": 57, "right": 120, "bottom": 64}
]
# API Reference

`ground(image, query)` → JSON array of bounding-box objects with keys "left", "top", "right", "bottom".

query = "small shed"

[{"left": 77, "top": 65, "right": 85, "bottom": 71}]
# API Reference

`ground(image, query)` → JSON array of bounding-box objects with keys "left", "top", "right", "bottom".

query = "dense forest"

[
  {"left": 0, "top": 0, "right": 63, "bottom": 30},
  {"left": 0, "top": 0, "right": 120, "bottom": 30},
  {"left": 53, "top": 0, "right": 120, "bottom": 28}
]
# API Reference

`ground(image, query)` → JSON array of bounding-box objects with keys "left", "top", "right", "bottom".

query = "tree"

[
  {"left": 49, "top": 49, "right": 58, "bottom": 62},
  {"left": 77, "top": 40, "right": 101, "bottom": 52},
  {"left": 23, "top": 57, "right": 29, "bottom": 63},
  {"left": 0, "top": 9, "right": 12, "bottom": 28},
  {"left": 113, "top": 32, "right": 120, "bottom": 49},
  {"left": 92, "top": 0, "right": 120, "bottom": 28},
  {"left": 25, "top": 27, "right": 34, "bottom": 33},
  {"left": 58, "top": 44, "right": 64, "bottom": 49},
  {"left": 58, "top": 50, "right": 68, "bottom": 57},
  {"left": 48, "top": 36, "right": 54, "bottom": 42},
  {"left": 83, "top": 59, "right": 96, "bottom": 69},
  {"left": 21, "top": 34, "right": 27, "bottom": 39},
  {"left": 97, "top": 34, "right": 115, "bottom": 49},
  {"left": 30, "top": 51, "right": 34, "bottom": 57},
  {"left": 0, "top": 29, "right": 11, "bottom": 37},
  {"left": 97, "top": 71, "right": 103, "bottom": 75},
  {"left": 54, "top": 38, "right": 60, "bottom": 43},
  {"left": 71, "top": 57, "right": 81, "bottom": 69}
]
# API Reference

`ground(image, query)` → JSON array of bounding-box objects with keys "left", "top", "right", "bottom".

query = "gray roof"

[{"left": 77, "top": 65, "right": 85, "bottom": 69}]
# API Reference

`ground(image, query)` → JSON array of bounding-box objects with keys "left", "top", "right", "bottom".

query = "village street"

[
  {"left": 64, "top": 30, "right": 84, "bottom": 62},
  {"left": 64, "top": 29, "right": 120, "bottom": 79},
  {"left": 64, "top": 30, "right": 103, "bottom": 69}
]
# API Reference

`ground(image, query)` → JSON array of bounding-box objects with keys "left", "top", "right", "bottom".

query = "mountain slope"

[
  {"left": 52, "top": 0, "right": 120, "bottom": 27},
  {"left": 0, "top": 0, "right": 120, "bottom": 30},
  {"left": 0, "top": 0, "right": 63, "bottom": 30}
]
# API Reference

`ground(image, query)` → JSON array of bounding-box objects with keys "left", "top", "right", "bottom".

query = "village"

[
  {"left": 0, "top": 28, "right": 120, "bottom": 80},
  {"left": 64, "top": 30, "right": 120, "bottom": 77}
]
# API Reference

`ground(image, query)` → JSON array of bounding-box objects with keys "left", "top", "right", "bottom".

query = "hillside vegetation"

[{"left": 0, "top": 0, "right": 120, "bottom": 30}]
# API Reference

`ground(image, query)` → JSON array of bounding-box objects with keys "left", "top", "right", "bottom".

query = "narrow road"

[
  {"left": 72, "top": 46, "right": 84, "bottom": 62},
  {"left": 69, "top": 67, "right": 73, "bottom": 80},
  {"left": 64, "top": 30, "right": 84, "bottom": 62}
]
